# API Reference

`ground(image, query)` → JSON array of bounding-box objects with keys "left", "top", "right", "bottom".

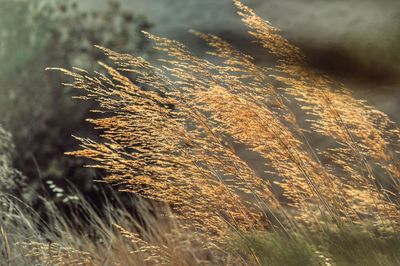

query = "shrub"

[{"left": 0, "top": 126, "right": 29, "bottom": 201}]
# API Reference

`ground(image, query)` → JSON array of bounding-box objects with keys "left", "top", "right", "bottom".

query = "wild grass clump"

[
  {"left": 230, "top": 226, "right": 400, "bottom": 266},
  {"left": 1, "top": 188, "right": 228, "bottom": 265},
  {"left": 315, "top": 226, "right": 400, "bottom": 266},
  {"left": 228, "top": 231, "right": 318, "bottom": 266},
  {"left": 14, "top": 0, "right": 400, "bottom": 264}
]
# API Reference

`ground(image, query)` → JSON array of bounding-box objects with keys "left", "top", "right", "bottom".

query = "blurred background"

[
  {"left": 110, "top": 0, "right": 400, "bottom": 119},
  {"left": 0, "top": 0, "right": 399, "bottom": 216}
]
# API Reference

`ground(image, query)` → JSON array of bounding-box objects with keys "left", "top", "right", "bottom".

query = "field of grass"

[{"left": 1, "top": 0, "right": 400, "bottom": 265}]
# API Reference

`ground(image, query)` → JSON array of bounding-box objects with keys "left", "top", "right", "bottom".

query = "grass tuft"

[{"left": 2, "top": 0, "right": 400, "bottom": 265}]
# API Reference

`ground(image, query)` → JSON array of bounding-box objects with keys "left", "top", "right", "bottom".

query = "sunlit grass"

[{"left": 2, "top": 0, "right": 399, "bottom": 265}]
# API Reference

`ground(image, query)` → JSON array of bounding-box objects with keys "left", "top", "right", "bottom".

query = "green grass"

[
  {"left": 229, "top": 231, "right": 317, "bottom": 266},
  {"left": 229, "top": 226, "right": 400, "bottom": 266}
]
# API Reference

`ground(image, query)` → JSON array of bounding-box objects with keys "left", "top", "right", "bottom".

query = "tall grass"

[
  {"left": 229, "top": 226, "right": 400, "bottom": 266},
  {"left": 5, "top": 0, "right": 400, "bottom": 265},
  {"left": 1, "top": 188, "right": 228, "bottom": 265}
]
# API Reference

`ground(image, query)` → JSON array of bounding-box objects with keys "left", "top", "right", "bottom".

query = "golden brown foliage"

[
  {"left": 17, "top": 241, "right": 96, "bottom": 266},
  {"left": 56, "top": 0, "right": 400, "bottom": 243}
]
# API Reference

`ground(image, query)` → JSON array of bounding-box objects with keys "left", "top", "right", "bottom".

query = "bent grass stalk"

[{"left": 41, "top": 0, "right": 400, "bottom": 264}]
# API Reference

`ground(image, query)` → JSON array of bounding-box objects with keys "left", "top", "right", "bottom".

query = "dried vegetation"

[{"left": 3, "top": 0, "right": 400, "bottom": 265}]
